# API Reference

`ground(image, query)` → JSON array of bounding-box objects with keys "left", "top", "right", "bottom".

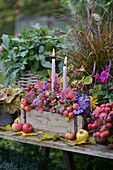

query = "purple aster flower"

[
  {"left": 94, "top": 74, "right": 101, "bottom": 80},
  {"left": 73, "top": 107, "right": 84, "bottom": 115},
  {"left": 32, "top": 98, "right": 39, "bottom": 106},
  {"left": 74, "top": 92, "right": 80, "bottom": 99}
]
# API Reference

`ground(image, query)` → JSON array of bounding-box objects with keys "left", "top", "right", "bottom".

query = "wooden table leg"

[
  {"left": 63, "top": 150, "right": 76, "bottom": 170},
  {"left": 39, "top": 146, "right": 50, "bottom": 170}
]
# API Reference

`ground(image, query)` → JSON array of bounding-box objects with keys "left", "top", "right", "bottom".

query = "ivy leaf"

[
  {"left": 39, "top": 45, "right": 44, "bottom": 54},
  {"left": 84, "top": 76, "right": 92, "bottom": 85},
  {"left": 39, "top": 69, "right": 48, "bottom": 79},
  {"left": 20, "top": 50, "right": 28, "bottom": 57},
  {"left": 64, "top": 116, "right": 69, "bottom": 122}
]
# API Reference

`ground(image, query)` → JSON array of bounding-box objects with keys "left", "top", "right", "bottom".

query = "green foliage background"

[{"left": 0, "top": 139, "right": 113, "bottom": 170}]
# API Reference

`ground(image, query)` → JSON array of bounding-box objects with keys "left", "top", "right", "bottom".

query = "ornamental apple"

[
  {"left": 21, "top": 98, "right": 25, "bottom": 104},
  {"left": 73, "top": 103, "right": 79, "bottom": 110},
  {"left": 25, "top": 106, "right": 30, "bottom": 111},
  {"left": 20, "top": 104, "right": 24, "bottom": 110},
  {"left": 76, "top": 129, "right": 89, "bottom": 142},
  {"left": 23, "top": 101, "right": 28, "bottom": 107},
  {"left": 67, "top": 107, "right": 72, "bottom": 112},
  {"left": 65, "top": 132, "right": 76, "bottom": 140},
  {"left": 12, "top": 122, "right": 23, "bottom": 132},
  {"left": 68, "top": 112, "right": 74, "bottom": 118},
  {"left": 63, "top": 110, "right": 68, "bottom": 116},
  {"left": 22, "top": 123, "right": 33, "bottom": 133},
  {"left": 59, "top": 108, "right": 63, "bottom": 114}
]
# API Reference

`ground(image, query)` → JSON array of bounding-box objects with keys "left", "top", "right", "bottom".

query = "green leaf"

[
  {"left": 41, "top": 59, "right": 51, "bottom": 68},
  {"left": 39, "top": 45, "right": 44, "bottom": 54},
  {"left": 20, "top": 50, "right": 28, "bottom": 57},
  {"left": 1, "top": 34, "right": 10, "bottom": 48},
  {"left": 95, "top": 85, "right": 102, "bottom": 90},
  {"left": 32, "top": 23, "right": 41, "bottom": 30},
  {"left": 84, "top": 76, "right": 93, "bottom": 85},
  {"left": 39, "top": 69, "right": 48, "bottom": 79},
  {"left": 64, "top": 116, "right": 69, "bottom": 122},
  {"left": 31, "top": 61, "right": 39, "bottom": 75}
]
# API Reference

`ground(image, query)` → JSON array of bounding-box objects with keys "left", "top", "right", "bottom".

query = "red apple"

[
  {"left": 12, "top": 122, "right": 23, "bottom": 132},
  {"left": 67, "top": 107, "right": 72, "bottom": 112},
  {"left": 68, "top": 112, "right": 74, "bottom": 118},
  {"left": 22, "top": 123, "right": 33, "bottom": 133},
  {"left": 63, "top": 110, "right": 68, "bottom": 116},
  {"left": 65, "top": 132, "right": 76, "bottom": 140},
  {"left": 73, "top": 103, "right": 79, "bottom": 110}
]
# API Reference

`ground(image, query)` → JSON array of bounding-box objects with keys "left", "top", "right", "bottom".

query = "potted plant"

[
  {"left": 0, "top": 84, "right": 24, "bottom": 126},
  {"left": 0, "top": 23, "right": 65, "bottom": 86}
]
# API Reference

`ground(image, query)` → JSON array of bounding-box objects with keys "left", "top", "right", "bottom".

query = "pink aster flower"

[
  {"left": 100, "top": 71, "right": 108, "bottom": 83},
  {"left": 94, "top": 74, "right": 101, "bottom": 80},
  {"left": 0, "top": 46, "right": 2, "bottom": 51}
]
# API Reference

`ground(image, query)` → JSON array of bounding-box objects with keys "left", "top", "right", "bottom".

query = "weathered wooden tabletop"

[{"left": 0, "top": 130, "right": 113, "bottom": 160}]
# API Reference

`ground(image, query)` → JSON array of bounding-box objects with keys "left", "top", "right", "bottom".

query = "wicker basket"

[{"left": 14, "top": 70, "right": 40, "bottom": 89}]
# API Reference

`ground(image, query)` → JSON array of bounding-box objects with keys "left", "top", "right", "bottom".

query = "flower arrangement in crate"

[{"left": 20, "top": 75, "right": 95, "bottom": 124}]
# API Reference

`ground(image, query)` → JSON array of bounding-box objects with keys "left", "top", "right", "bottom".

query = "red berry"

[
  {"left": 76, "top": 69, "right": 81, "bottom": 72},
  {"left": 107, "top": 116, "right": 111, "bottom": 122},
  {"left": 105, "top": 123, "right": 112, "bottom": 129},
  {"left": 93, "top": 133, "right": 96, "bottom": 137},
  {"left": 92, "top": 123, "right": 97, "bottom": 129},
  {"left": 60, "top": 100, "right": 64, "bottom": 104},
  {"left": 105, "top": 107, "right": 110, "bottom": 113},
  {"left": 110, "top": 102, "right": 113, "bottom": 107},
  {"left": 96, "top": 132, "right": 100, "bottom": 137},
  {"left": 70, "top": 69, "right": 74, "bottom": 73},
  {"left": 88, "top": 123, "right": 92, "bottom": 129},
  {"left": 104, "top": 131, "right": 109, "bottom": 137},
  {"left": 100, "top": 104, "right": 106, "bottom": 108}
]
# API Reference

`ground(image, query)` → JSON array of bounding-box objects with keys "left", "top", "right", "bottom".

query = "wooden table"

[{"left": 0, "top": 130, "right": 113, "bottom": 170}]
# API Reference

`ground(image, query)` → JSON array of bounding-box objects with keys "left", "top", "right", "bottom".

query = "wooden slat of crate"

[{"left": 20, "top": 110, "right": 76, "bottom": 134}]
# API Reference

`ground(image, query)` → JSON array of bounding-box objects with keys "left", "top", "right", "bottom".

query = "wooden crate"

[
  {"left": 14, "top": 70, "right": 40, "bottom": 89},
  {"left": 20, "top": 110, "right": 85, "bottom": 134}
]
